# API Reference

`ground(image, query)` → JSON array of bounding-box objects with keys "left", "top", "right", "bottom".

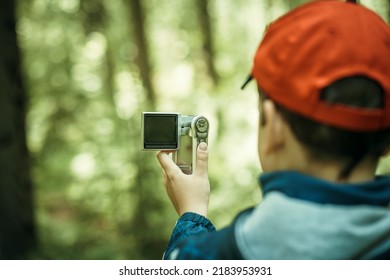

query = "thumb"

[{"left": 194, "top": 142, "right": 208, "bottom": 176}]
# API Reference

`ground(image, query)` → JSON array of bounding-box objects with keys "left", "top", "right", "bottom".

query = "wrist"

[{"left": 179, "top": 206, "right": 208, "bottom": 218}]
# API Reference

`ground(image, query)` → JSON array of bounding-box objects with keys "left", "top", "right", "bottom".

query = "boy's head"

[{"left": 243, "top": 0, "right": 390, "bottom": 180}]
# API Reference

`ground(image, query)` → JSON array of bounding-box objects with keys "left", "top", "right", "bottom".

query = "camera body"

[{"left": 142, "top": 112, "right": 209, "bottom": 173}]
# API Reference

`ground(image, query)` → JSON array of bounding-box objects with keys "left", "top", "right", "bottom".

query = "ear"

[
  {"left": 262, "top": 100, "right": 286, "bottom": 155},
  {"left": 383, "top": 146, "right": 390, "bottom": 157}
]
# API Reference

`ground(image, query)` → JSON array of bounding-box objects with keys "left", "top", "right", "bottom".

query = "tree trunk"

[
  {"left": 81, "top": 0, "right": 118, "bottom": 113},
  {"left": 285, "top": 0, "right": 308, "bottom": 9},
  {"left": 126, "top": 0, "right": 156, "bottom": 108},
  {"left": 387, "top": 0, "right": 390, "bottom": 23},
  {"left": 0, "top": 0, "right": 36, "bottom": 259},
  {"left": 196, "top": 0, "right": 218, "bottom": 85}
]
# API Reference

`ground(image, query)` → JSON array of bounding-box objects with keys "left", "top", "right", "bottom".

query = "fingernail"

[{"left": 199, "top": 142, "right": 207, "bottom": 151}]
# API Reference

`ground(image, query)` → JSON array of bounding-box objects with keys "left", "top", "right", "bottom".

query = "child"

[{"left": 156, "top": 0, "right": 390, "bottom": 259}]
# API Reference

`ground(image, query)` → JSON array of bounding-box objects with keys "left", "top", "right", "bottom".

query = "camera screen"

[{"left": 143, "top": 114, "right": 178, "bottom": 149}]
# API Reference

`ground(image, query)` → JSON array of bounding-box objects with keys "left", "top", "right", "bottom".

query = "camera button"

[
  {"left": 197, "top": 132, "right": 208, "bottom": 139},
  {"left": 196, "top": 118, "right": 209, "bottom": 132}
]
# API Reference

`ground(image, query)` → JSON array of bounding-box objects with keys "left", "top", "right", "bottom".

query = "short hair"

[{"left": 260, "top": 76, "right": 390, "bottom": 179}]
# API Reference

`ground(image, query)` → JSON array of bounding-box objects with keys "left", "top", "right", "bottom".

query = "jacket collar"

[{"left": 259, "top": 171, "right": 390, "bottom": 207}]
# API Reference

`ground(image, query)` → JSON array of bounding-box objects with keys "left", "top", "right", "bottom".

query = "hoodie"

[{"left": 163, "top": 171, "right": 390, "bottom": 260}]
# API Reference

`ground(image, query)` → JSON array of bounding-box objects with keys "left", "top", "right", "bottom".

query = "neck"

[
  {"left": 279, "top": 137, "right": 378, "bottom": 184},
  {"left": 300, "top": 156, "right": 377, "bottom": 184}
]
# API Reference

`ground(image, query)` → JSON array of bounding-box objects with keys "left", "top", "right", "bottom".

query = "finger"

[
  {"left": 156, "top": 151, "right": 182, "bottom": 177},
  {"left": 161, "top": 165, "right": 180, "bottom": 214},
  {"left": 161, "top": 169, "right": 168, "bottom": 186},
  {"left": 194, "top": 142, "right": 208, "bottom": 177}
]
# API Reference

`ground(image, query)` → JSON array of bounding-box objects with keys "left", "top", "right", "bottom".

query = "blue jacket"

[{"left": 163, "top": 171, "right": 390, "bottom": 259}]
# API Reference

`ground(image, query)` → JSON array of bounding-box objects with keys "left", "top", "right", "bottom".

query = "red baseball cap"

[{"left": 242, "top": 0, "right": 390, "bottom": 132}]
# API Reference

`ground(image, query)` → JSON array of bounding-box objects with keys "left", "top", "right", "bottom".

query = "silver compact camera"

[{"left": 142, "top": 112, "right": 209, "bottom": 173}]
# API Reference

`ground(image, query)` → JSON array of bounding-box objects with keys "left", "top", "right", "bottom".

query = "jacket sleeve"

[
  {"left": 163, "top": 209, "right": 253, "bottom": 260},
  {"left": 163, "top": 212, "right": 216, "bottom": 259}
]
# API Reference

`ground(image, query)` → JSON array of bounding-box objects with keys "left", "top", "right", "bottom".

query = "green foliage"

[{"left": 17, "top": 0, "right": 390, "bottom": 259}]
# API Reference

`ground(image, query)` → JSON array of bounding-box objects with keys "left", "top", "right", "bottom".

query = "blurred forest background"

[{"left": 1, "top": 0, "right": 389, "bottom": 260}]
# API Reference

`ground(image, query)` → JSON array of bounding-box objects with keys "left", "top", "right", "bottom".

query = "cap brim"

[{"left": 241, "top": 75, "right": 253, "bottom": 90}]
